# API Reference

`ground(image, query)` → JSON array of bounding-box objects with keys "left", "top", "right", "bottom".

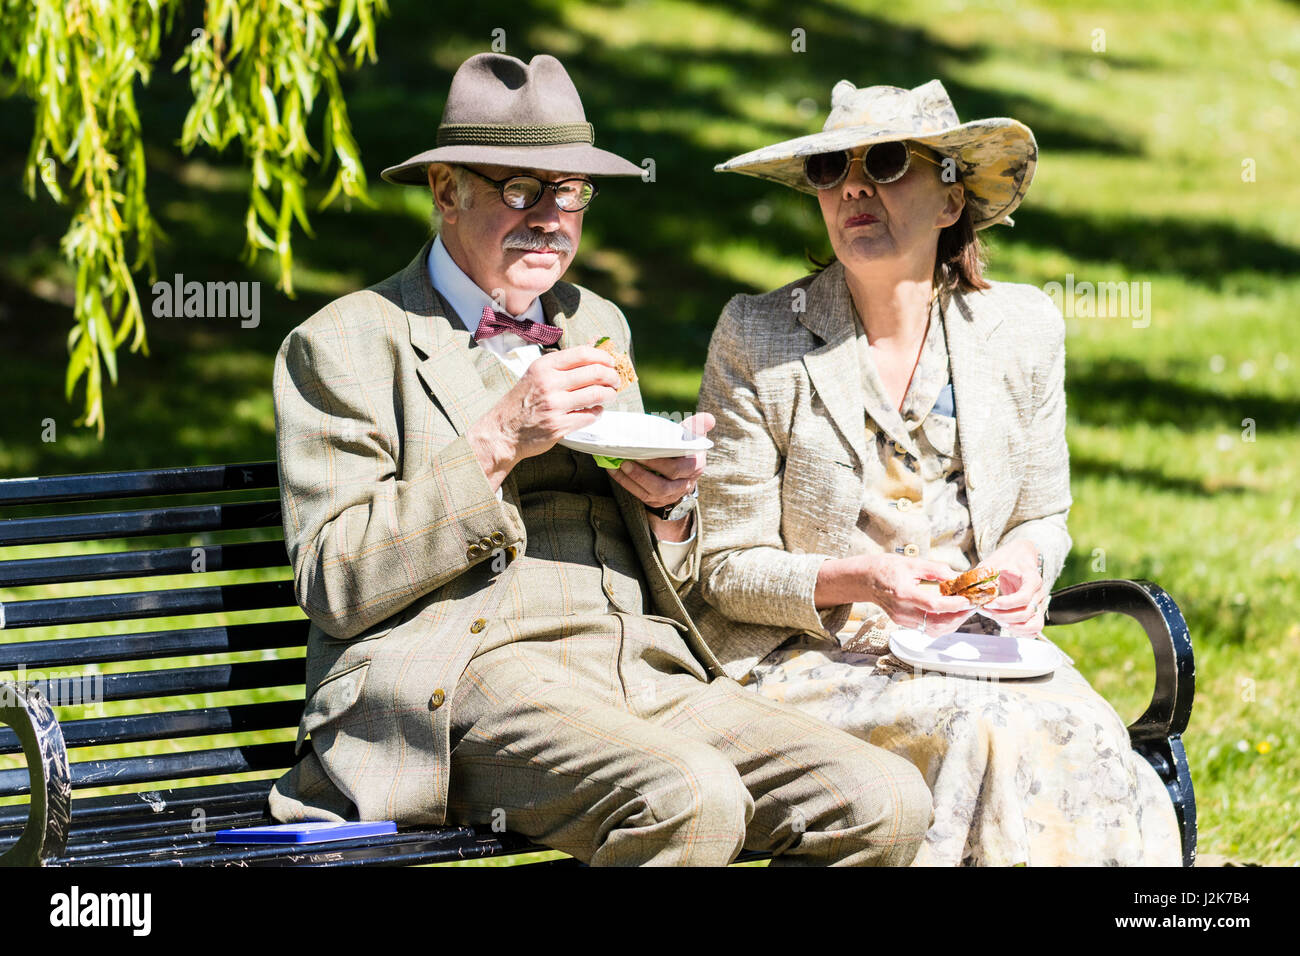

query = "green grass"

[{"left": 2, "top": 0, "right": 1297, "bottom": 865}]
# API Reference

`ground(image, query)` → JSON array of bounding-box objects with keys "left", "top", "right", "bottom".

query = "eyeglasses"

[
  {"left": 803, "top": 141, "right": 947, "bottom": 190},
  {"left": 458, "top": 166, "right": 598, "bottom": 211}
]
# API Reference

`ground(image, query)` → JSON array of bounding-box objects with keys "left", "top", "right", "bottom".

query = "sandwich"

[
  {"left": 594, "top": 336, "right": 638, "bottom": 392},
  {"left": 938, "top": 566, "right": 1001, "bottom": 606}
]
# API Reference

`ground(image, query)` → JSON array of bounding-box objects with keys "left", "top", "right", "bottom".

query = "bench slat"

[
  {"left": 0, "top": 540, "right": 290, "bottom": 588},
  {"left": 0, "top": 619, "right": 309, "bottom": 670},
  {"left": 0, "top": 500, "right": 281, "bottom": 547},
  {"left": 59, "top": 824, "right": 538, "bottom": 868},
  {"left": 2, "top": 808, "right": 270, "bottom": 852},
  {"left": 0, "top": 700, "right": 303, "bottom": 755},
  {"left": 0, "top": 580, "right": 298, "bottom": 630},
  {"left": 53, "top": 809, "right": 273, "bottom": 853},
  {"left": 15, "top": 658, "right": 305, "bottom": 712},
  {"left": 0, "top": 741, "right": 297, "bottom": 797},
  {"left": 0, "top": 463, "right": 278, "bottom": 506},
  {"left": 0, "top": 779, "right": 274, "bottom": 831},
  {"left": 52, "top": 820, "right": 273, "bottom": 863}
]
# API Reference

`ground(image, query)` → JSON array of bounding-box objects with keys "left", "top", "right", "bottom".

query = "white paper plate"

[
  {"left": 888, "top": 628, "right": 1064, "bottom": 679},
  {"left": 559, "top": 411, "right": 713, "bottom": 461}
]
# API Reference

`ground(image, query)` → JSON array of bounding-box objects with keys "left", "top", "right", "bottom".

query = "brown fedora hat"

[{"left": 381, "top": 53, "right": 644, "bottom": 184}]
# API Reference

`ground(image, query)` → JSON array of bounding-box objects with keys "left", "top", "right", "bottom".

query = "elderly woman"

[{"left": 687, "top": 79, "right": 1181, "bottom": 865}]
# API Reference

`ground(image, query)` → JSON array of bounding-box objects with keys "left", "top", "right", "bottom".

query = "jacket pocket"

[
  {"left": 320, "top": 605, "right": 413, "bottom": 646},
  {"left": 638, "top": 613, "right": 717, "bottom": 680},
  {"left": 640, "top": 613, "right": 690, "bottom": 633},
  {"left": 296, "top": 660, "right": 371, "bottom": 755}
]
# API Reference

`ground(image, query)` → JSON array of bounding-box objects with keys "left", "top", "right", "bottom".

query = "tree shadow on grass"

[
  {"left": 1068, "top": 452, "right": 1251, "bottom": 497},
  {"left": 1001, "top": 207, "right": 1300, "bottom": 286},
  {"left": 1067, "top": 357, "right": 1300, "bottom": 433}
]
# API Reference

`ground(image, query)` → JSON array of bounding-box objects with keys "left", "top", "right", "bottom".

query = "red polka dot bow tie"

[{"left": 474, "top": 305, "right": 563, "bottom": 346}]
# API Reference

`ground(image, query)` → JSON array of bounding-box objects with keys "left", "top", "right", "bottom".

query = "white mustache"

[{"left": 502, "top": 229, "right": 572, "bottom": 253}]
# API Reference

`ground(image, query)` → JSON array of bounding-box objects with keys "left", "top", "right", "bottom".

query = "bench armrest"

[
  {"left": 1044, "top": 578, "right": 1194, "bottom": 743},
  {"left": 0, "top": 682, "right": 71, "bottom": 866}
]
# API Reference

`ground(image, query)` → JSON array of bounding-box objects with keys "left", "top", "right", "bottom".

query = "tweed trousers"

[
  {"left": 440, "top": 347, "right": 932, "bottom": 866},
  {"left": 446, "top": 611, "right": 932, "bottom": 866}
]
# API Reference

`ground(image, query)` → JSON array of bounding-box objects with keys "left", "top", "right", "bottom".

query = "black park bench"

[{"left": 0, "top": 462, "right": 1197, "bottom": 867}]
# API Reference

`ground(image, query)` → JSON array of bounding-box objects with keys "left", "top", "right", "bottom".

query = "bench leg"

[
  {"left": 1133, "top": 734, "right": 1197, "bottom": 867},
  {"left": 0, "top": 682, "right": 72, "bottom": 866}
]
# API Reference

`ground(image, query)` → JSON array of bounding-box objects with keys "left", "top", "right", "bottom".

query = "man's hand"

[
  {"left": 816, "top": 554, "right": 977, "bottom": 636},
  {"left": 467, "top": 346, "right": 621, "bottom": 489},
  {"left": 609, "top": 413, "right": 715, "bottom": 542},
  {"left": 979, "top": 540, "right": 1048, "bottom": 636}
]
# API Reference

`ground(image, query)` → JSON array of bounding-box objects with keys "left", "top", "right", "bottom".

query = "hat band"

[{"left": 436, "top": 122, "right": 595, "bottom": 147}]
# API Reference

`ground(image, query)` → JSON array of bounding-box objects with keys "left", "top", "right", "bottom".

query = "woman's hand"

[
  {"left": 979, "top": 540, "right": 1049, "bottom": 636},
  {"left": 816, "top": 553, "right": 977, "bottom": 636}
]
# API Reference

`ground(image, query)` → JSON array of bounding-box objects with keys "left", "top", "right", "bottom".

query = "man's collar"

[{"left": 428, "top": 234, "right": 546, "bottom": 334}]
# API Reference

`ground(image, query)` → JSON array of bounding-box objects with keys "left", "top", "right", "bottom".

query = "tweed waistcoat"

[{"left": 464, "top": 342, "right": 653, "bottom": 620}]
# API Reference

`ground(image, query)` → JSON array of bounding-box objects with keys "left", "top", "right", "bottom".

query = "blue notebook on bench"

[{"left": 214, "top": 821, "right": 397, "bottom": 844}]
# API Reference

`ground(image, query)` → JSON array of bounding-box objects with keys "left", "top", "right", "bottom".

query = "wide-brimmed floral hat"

[{"left": 715, "top": 79, "right": 1037, "bottom": 229}]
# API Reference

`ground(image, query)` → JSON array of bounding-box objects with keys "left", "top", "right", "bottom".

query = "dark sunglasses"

[
  {"left": 803, "top": 141, "right": 946, "bottom": 190},
  {"left": 459, "top": 166, "right": 598, "bottom": 211}
]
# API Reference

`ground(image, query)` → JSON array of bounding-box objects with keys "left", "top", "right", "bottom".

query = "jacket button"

[
  {"left": 903, "top": 543, "right": 919, "bottom": 557},
  {"left": 490, "top": 531, "right": 505, "bottom": 546},
  {"left": 479, "top": 536, "right": 493, "bottom": 550},
  {"left": 467, "top": 544, "right": 482, "bottom": 559},
  {"left": 897, "top": 497, "right": 913, "bottom": 512},
  {"left": 470, "top": 618, "right": 487, "bottom": 633},
  {"left": 429, "top": 688, "right": 446, "bottom": 710}
]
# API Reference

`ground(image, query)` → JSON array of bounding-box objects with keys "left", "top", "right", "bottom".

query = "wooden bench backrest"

[{"left": 0, "top": 462, "right": 305, "bottom": 801}]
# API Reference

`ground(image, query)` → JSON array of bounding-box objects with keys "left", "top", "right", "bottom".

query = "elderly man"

[{"left": 268, "top": 52, "right": 930, "bottom": 866}]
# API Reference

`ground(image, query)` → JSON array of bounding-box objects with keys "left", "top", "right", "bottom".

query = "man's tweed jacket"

[
  {"left": 687, "top": 261, "right": 1072, "bottom": 681},
  {"left": 268, "top": 236, "right": 722, "bottom": 825}
]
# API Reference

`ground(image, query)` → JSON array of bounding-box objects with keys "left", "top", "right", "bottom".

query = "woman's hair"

[
  {"left": 808, "top": 164, "right": 993, "bottom": 295},
  {"left": 934, "top": 202, "right": 991, "bottom": 293}
]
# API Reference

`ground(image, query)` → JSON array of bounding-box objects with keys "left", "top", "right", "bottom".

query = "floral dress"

[{"left": 746, "top": 297, "right": 1182, "bottom": 866}]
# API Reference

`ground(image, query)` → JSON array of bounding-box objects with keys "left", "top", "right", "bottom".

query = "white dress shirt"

[
  {"left": 427, "top": 235, "right": 694, "bottom": 573},
  {"left": 429, "top": 235, "right": 547, "bottom": 379}
]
